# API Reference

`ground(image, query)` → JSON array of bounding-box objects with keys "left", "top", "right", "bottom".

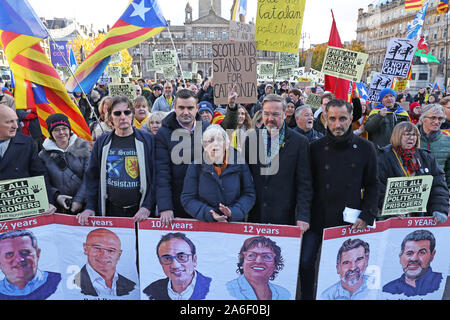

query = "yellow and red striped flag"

[
  {"left": 405, "top": 0, "right": 424, "bottom": 11},
  {"left": 0, "top": 0, "right": 92, "bottom": 141}
]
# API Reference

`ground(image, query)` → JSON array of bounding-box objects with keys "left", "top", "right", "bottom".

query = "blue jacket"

[
  {"left": 84, "top": 128, "right": 155, "bottom": 216},
  {"left": 181, "top": 150, "right": 256, "bottom": 222},
  {"left": 155, "top": 111, "right": 210, "bottom": 218}
]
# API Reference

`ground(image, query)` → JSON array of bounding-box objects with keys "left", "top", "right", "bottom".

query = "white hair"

[{"left": 202, "top": 124, "right": 230, "bottom": 149}]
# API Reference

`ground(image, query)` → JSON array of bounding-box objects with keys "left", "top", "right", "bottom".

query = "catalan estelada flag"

[
  {"left": 66, "top": 0, "right": 168, "bottom": 93},
  {"left": 405, "top": 0, "right": 424, "bottom": 11},
  {"left": 0, "top": 0, "right": 92, "bottom": 141},
  {"left": 437, "top": 0, "right": 449, "bottom": 13}
]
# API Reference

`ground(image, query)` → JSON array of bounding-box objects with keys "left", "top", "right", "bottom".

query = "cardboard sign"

[
  {"left": 381, "top": 176, "right": 433, "bottom": 216},
  {"left": 381, "top": 38, "right": 418, "bottom": 78},
  {"left": 212, "top": 41, "right": 257, "bottom": 105},
  {"left": 0, "top": 176, "right": 49, "bottom": 220},
  {"left": 255, "top": 0, "right": 306, "bottom": 54},
  {"left": 152, "top": 50, "right": 178, "bottom": 68},
  {"left": 229, "top": 20, "right": 255, "bottom": 41},
  {"left": 109, "top": 83, "right": 137, "bottom": 102},
  {"left": 321, "top": 46, "right": 368, "bottom": 82}
]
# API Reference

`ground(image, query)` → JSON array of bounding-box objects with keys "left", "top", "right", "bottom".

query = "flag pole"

[
  {"left": 44, "top": 29, "right": 103, "bottom": 131},
  {"left": 445, "top": 10, "right": 449, "bottom": 90}
]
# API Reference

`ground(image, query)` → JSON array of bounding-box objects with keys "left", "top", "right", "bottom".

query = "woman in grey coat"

[{"left": 38, "top": 113, "right": 91, "bottom": 213}]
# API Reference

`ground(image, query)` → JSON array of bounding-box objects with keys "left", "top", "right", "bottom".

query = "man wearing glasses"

[
  {"left": 77, "top": 96, "right": 155, "bottom": 224},
  {"left": 226, "top": 236, "right": 290, "bottom": 300},
  {"left": 143, "top": 232, "right": 212, "bottom": 300},
  {"left": 74, "top": 228, "right": 136, "bottom": 297}
]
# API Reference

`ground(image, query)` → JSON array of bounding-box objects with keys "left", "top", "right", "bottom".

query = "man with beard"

[
  {"left": 383, "top": 230, "right": 443, "bottom": 297},
  {"left": 321, "top": 238, "right": 377, "bottom": 300}
]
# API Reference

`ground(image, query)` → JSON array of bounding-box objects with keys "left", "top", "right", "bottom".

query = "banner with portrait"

[
  {"left": 317, "top": 217, "right": 450, "bottom": 300},
  {"left": 137, "top": 219, "right": 302, "bottom": 300}
]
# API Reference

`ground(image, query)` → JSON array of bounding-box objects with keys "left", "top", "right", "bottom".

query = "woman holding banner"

[
  {"left": 181, "top": 124, "right": 256, "bottom": 222},
  {"left": 38, "top": 113, "right": 91, "bottom": 214},
  {"left": 377, "top": 122, "right": 448, "bottom": 222}
]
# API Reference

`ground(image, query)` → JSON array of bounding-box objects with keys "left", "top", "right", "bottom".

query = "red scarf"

[{"left": 394, "top": 146, "right": 420, "bottom": 174}]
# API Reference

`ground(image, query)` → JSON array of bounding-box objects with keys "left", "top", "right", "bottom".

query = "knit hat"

[
  {"left": 198, "top": 101, "right": 214, "bottom": 116},
  {"left": 46, "top": 113, "right": 71, "bottom": 136},
  {"left": 379, "top": 88, "right": 397, "bottom": 102}
]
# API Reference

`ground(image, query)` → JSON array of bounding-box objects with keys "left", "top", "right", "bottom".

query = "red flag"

[{"left": 324, "top": 10, "right": 350, "bottom": 101}]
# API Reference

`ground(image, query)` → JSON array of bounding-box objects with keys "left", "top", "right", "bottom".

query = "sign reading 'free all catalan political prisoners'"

[
  {"left": 212, "top": 41, "right": 257, "bottom": 105},
  {"left": 255, "top": 0, "right": 306, "bottom": 54},
  {"left": 0, "top": 176, "right": 49, "bottom": 220},
  {"left": 321, "top": 46, "right": 369, "bottom": 83},
  {"left": 381, "top": 38, "right": 418, "bottom": 78}
]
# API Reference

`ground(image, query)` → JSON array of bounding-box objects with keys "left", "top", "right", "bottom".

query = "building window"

[
  {"left": 221, "top": 31, "right": 227, "bottom": 39},
  {"left": 418, "top": 73, "right": 428, "bottom": 80},
  {"left": 399, "top": 23, "right": 402, "bottom": 31},
  {"left": 440, "top": 48, "right": 444, "bottom": 58}
]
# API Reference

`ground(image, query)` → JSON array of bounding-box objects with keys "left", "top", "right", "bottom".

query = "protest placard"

[
  {"left": 182, "top": 71, "right": 193, "bottom": 80},
  {"left": 50, "top": 41, "right": 69, "bottom": 68},
  {"left": 367, "top": 72, "right": 395, "bottom": 102},
  {"left": 152, "top": 49, "right": 177, "bottom": 68},
  {"left": 275, "top": 66, "right": 294, "bottom": 81},
  {"left": 229, "top": 20, "right": 255, "bottom": 41},
  {"left": 381, "top": 176, "right": 433, "bottom": 216},
  {"left": 305, "top": 93, "right": 322, "bottom": 109},
  {"left": 212, "top": 41, "right": 257, "bottom": 105},
  {"left": 162, "top": 64, "right": 178, "bottom": 79},
  {"left": 109, "top": 83, "right": 137, "bottom": 102},
  {"left": 291, "top": 67, "right": 325, "bottom": 85},
  {"left": 279, "top": 52, "right": 299, "bottom": 70},
  {"left": 146, "top": 59, "right": 163, "bottom": 72},
  {"left": 255, "top": 0, "right": 306, "bottom": 54},
  {"left": 257, "top": 62, "right": 275, "bottom": 81},
  {"left": 321, "top": 46, "right": 368, "bottom": 82},
  {"left": 106, "top": 66, "right": 122, "bottom": 79},
  {"left": 394, "top": 79, "right": 408, "bottom": 91},
  {"left": 138, "top": 218, "right": 302, "bottom": 300},
  {"left": 0, "top": 176, "right": 49, "bottom": 220},
  {"left": 110, "top": 51, "right": 122, "bottom": 64},
  {"left": 317, "top": 217, "right": 450, "bottom": 300},
  {"left": 381, "top": 38, "right": 418, "bottom": 78},
  {"left": 192, "top": 61, "right": 198, "bottom": 74}
]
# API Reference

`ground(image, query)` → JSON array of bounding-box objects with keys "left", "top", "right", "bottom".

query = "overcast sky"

[{"left": 28, "top": 0, "right": 379, "bottom": 48}]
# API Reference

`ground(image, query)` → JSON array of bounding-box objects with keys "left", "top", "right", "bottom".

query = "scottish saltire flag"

[
  {"left": 65, "top": 0, "right": 168, "bottom": 93},
  {"left": 69, "top": 46, "right": 78, "bottom": 72},
  {"left": 405, "top": 0, "right": 423, "bottom": 11},
  {"left": 437, "top": 0, "right": 449, "bottom": 13},
  {"left": 0, "top": 0, "right": 92, "bottom": 141},
  {"left": 407, "top": 1, "right": 429, "bottom": 39}
]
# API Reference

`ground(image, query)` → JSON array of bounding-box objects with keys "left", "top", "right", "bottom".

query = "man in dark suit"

[
  {"left": 74, "top": 228, "right": 136, "bottom": 297},
  {"left": 0, "top": 105, "right": 56, "bottom": 214}
]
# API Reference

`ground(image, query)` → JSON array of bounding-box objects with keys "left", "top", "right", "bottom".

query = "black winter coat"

[
  {"left": 377, "top": 145, "right": 449, "bottom": 215},
  {"left": 310, "top": 128, "right": 379, "bottom": 232},
  {"left": 244, "top": 126, "right": 313, "bottom": 225}
]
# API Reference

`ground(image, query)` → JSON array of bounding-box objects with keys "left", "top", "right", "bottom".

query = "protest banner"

[
  {"left": 394, "top": 79, "right": 408, "bottom": 91},
  {"left": 279, "top": 52, "right": 299, "bottom": 70},
  {"left": 229, "top": 20, "right": 255, "bottom": 41},
  {"left": 50, "top": 41, "right": 69, "bottom": 68},
  {"left": 275, "top": 66, "right": 294, "bottom": 81},
  {"left": 182, "top": 71, "right": 193, "bottom": 80},
  {"left": 152, "top": 49, "right": 178, "bottom": 68},
  {"left": 146, "top": 59, "right": 163, "bottom": 73},
  {"left": 305, "top": 93, "right": 322, "bottom": 109},
  {"left": 110, "top": 51, "right": 122, "bottom": 64},
  {"left": 138, "top": 218, "right": 302, "bottom": 300},
  {"left": 106, "top": 66, "right": 122, "bottom": 79},
  {"left": 381, "top": 175, "right": 433, "bottom": 216},
  {"left": 367, "top": 72, "right": 395, "bottom": 102},
  {"left": 290, "top": 67, "right": 325, "bottom": 85},
  {"left": 109, "top": 83, "right": 137, "bottom": 102},
  {"left": 0, "top": 176, "right": 49, "bottom": 220},
  {"left": 255, "top": 0, "right": 307, "bottom": 54},
  {"left": 212, "top": 41, "right": 257, "bottom": 105},
  {"left": 317, "top": 217, "right": 450, "bottom": 300},
  {"left": 381, "top": 38, "right": 418, "bottom": 78},
  {"left": 321, "top": 46, "right": 369, "bottom": 82},
  {"left": 257, "top": 62, "right": 275, "bottom": 81},
  {"left": 162, "top": 64, "right": 178, "bottom": 79}
]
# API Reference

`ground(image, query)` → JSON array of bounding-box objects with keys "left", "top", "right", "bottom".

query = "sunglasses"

[{"left": 112, "top": 110, "right": 132, "bottom": 117}]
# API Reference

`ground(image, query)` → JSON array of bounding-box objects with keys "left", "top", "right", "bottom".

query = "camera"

[{"left": 64, "top": 198, "right": 73, "bottom": 208}]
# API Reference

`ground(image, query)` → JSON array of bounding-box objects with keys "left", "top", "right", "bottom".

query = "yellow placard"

[{"left": 255, "top": 0, "right": 306, "bottom": 54}]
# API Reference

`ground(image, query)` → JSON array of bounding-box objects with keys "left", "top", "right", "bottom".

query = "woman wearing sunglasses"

[{"left": 38, "top": 113, "right": 92, "bottom": 214}]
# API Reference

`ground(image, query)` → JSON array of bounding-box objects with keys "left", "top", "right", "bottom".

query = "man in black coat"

[
  {"left": 299, "top": 99, "right": 379, "bottom": 300},
  {"left": 0, "top": 105, "right": 56, "bottom": 214},
  {"left": 243, "top": 94, "right": 313, "bottom": 229}
]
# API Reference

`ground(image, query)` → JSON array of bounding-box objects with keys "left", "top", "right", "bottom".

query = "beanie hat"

[
  {"left": 46, "top": 113, "right": 71, "bottom": 136},
  {"left": 198, "top": 101, "right": 214, "bottom": 116},
  {"left": 379, "top": 88, "right": 397, "bottom": 102}
]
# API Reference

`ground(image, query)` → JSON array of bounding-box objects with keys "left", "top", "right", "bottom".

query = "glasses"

[
  {"left": 402, "top": 133, "right": 417, "bottom": 138},
  {"left": 112, "top": 110, "right": 132, "bottom": 117},
  {"left": 86, "top": 245, "right": 122, "bottom": 256},
  {"left": 425, "top": 116, "right": 445, "bottom": 122},
  {"left": 243, "top": 251, "right": 276, "bottom": 262},
  {"left": 158, "top": 253, "right": 192, "bottom": 265}
]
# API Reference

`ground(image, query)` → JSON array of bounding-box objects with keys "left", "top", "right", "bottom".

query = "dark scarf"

[
  {"left": 394, "top": 146, "right": 420, "bottom": 174},
  {"left": 326, "top": 125, "right": 354, "bottom": 149}
]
